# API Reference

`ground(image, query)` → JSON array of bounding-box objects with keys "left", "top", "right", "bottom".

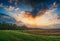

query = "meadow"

[
  {"left": 0, "top": 30, "right": 60, "bottom": 41},
  {"left": 0, "top": 23, "right": 60, "bottom": 41}
]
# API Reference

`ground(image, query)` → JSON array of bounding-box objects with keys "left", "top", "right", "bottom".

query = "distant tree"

[{"left": 0, "top": 23, "right": 28, "bottom": 30}]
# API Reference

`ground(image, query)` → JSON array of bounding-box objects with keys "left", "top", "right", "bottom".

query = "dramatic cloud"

[
  {"left": 13, "top": 9, "right": 60, "bottom": 26},
  {"left": 0, "top": 0, "right": 60, "bottom": 29}
]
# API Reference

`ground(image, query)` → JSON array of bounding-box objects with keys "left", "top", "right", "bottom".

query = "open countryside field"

[
  {"left": 0, "top": 30, "right": 60, "bottom": 41},
  {"left": 24, "top": 29, "right": 60, "bottom": 35}
]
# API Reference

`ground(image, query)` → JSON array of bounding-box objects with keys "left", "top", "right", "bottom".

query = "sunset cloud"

[
  {"left": 0, "top": 0, "right": 60, "bottom": 29},
  {"left": 12, "top": 8, "right": 60, "bottom": 27}
]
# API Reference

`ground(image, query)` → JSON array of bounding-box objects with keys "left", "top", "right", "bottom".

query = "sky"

[{"left": 0, "top": 0, "right": 60, "bottom": 29}]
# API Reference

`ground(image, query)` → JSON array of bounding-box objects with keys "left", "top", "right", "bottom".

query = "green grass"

[{"left": 0, "top": 30, "right": 60, "bottom": 41}]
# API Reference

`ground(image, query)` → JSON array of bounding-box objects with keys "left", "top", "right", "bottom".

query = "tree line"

[{"left": 0, "top": 23, "right": 28, "bottom": 30}]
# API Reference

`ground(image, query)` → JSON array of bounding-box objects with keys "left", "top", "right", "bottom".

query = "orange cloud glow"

[
  {"left": 13, "top": 8, "right": 60, "bottom": 27},
  {"left": 5, "top": 2, "right": 60, "bottom": 28}
]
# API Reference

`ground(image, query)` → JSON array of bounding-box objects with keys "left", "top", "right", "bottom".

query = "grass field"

[{"left": 0, "top": 30, "right": 60, "bottom": 41}]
